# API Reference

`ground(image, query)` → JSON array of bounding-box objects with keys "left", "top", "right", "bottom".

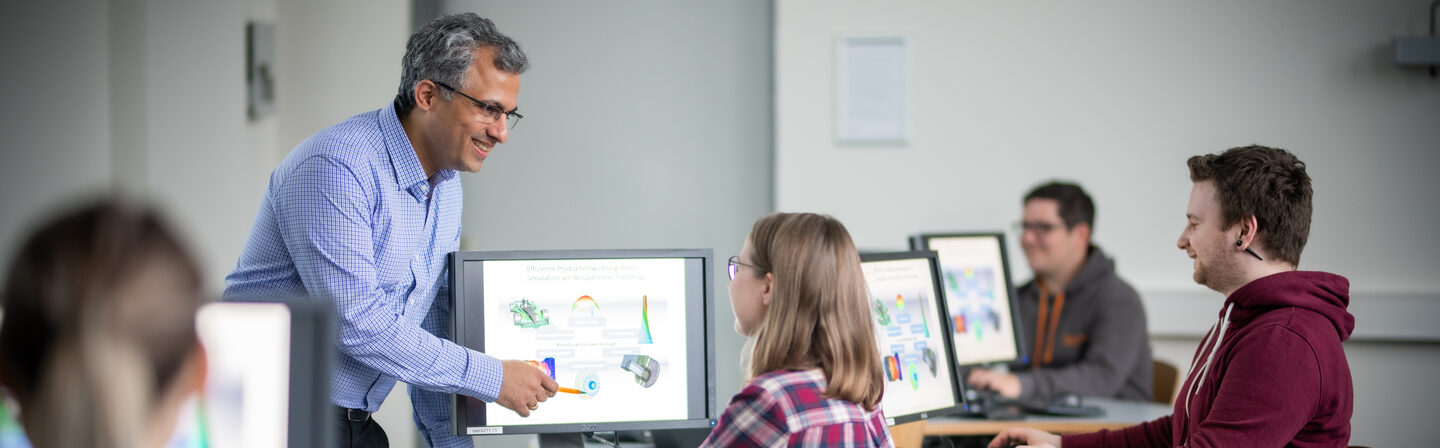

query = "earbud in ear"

[{"left": 1235, "top": 240, "right": 1243, "bottom": 247}]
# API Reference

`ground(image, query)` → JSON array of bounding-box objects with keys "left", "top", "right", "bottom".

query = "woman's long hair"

[
  {"left": 0, "top": 199, "right": 204, "bottom": 447},
  {"left": 744, "top": 212, "right": 883, "bottom": 410}
]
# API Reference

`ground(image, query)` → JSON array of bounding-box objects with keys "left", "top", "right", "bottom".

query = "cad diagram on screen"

[
  {"left": 481, "top": 259, "right": 689, "bottom": 426},
  {"left": 942, "top": 265, "right": 1006, "bottom": 343},
  {"left": 873, "top": 290, "right": 941, "bottom": 391}
]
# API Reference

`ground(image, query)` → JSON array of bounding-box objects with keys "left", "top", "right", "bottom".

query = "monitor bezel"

[
  {"left": 859, "top": 250, "right": 967, "bottom": 425},
  {"left": 447, "top": 249, "right": 718, "bottom": 436},
  {"left": 908, "top": 232, "right": 1029, "bottom": 367}
]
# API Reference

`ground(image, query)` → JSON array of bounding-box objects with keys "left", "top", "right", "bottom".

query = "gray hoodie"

[{"left": 1012, "top": 245, "right": 1152, "bottom": 401}]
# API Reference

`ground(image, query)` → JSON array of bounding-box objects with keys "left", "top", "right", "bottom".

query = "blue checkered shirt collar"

[{"left": 381, "top": 101, "right": 457, "bottom": 202}]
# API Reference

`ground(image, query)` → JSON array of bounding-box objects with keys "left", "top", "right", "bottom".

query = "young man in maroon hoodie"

[{"left": 989, "top": 145, "right": 1355, "bottom": 448}]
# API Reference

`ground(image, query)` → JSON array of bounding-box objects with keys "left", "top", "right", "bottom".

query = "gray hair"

[{"left": 395, "top": 13, "right": 528, "bottom": 115}]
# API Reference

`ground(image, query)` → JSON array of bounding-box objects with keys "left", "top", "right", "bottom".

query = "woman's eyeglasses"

[{"left": 727, "top": 255, "right": 758, "bottom": 281}]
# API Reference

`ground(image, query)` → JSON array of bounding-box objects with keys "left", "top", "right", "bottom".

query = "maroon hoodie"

[{"left": 1063, "top": 271, "right": 1354, "bottom": 448}]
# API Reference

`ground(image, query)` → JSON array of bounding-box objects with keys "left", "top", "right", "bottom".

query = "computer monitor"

[
  {"left": 168, "top": 298, "right": 334, "bottom": 448},
  {"left": 909, "top": 233, "right": 1025, "bottom": 367},
  {"left": 859, "top": 251, "right": 966, "bottom": 425},
  {"left": 448, "top": 249, "right": 717, "bottom": 436}
]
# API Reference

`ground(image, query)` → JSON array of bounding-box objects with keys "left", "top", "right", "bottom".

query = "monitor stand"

[{"left": 538, "top": 433, "right": 584, "bottom": 448}]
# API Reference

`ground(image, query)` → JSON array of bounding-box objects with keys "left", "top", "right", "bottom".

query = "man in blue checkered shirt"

[{"left": 224, "top": 13, "right": 557, "bottom": 448}]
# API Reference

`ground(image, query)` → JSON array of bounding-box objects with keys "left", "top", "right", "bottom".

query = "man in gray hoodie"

[{"left": 968, "top": 182, "right": 1153, "bottom": 402}]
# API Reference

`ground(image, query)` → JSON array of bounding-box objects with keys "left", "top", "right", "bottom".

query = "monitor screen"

[
  {"left": 169, "top": 299, "right": 333, "bottom": 448},
  {"left": 860, "top": 251, "right": 964, "bottom": 425},
  {"left": 193, "top": 301, "right": 291, "bottom": 446},
  {"left": 448, "top": 249, "right": 716, "bottom": 436},
  {"left": 910, "top": 233, "right": 1024, "bottom": 366}
]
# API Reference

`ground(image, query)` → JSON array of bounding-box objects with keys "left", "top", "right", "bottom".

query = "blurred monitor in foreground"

[{"left": 168, "top": 299, "right": 334, "bottom": 448}]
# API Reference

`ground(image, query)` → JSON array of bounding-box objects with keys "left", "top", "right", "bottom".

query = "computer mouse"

[
  {"left": 964, "top": 388, "right": 981, "bottom": 402},
  {"left": 1055, "top": 393, "right": 1083, "bottom": 408}
]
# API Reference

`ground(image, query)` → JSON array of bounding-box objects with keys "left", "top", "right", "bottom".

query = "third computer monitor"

[
  {"left": 860, "top": 251, "right": 965, "bottom": 425},
  {"left": 447, "top": 249, "right": 717, "bottom": 436},
  {"left": 910, "top": 232, "right": 1025, "bottom": 367}
]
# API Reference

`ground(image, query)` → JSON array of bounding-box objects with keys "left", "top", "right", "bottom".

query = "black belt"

[{"left": 339, "top": 406, "right": 371, "bottom": 422}]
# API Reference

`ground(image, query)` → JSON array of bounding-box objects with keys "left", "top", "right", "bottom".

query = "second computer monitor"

[
  {"left": 860, "top": 251, "right": 965, "bottom": 424},
  {"left": 910, "top": 233, "right": 1025, "bottom": 367}
]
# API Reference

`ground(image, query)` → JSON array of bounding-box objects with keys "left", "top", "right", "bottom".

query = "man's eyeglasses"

[
  {"left": 727, "top": 256, "right": 759, "bottom": 281},
  {"left": 1015, "top": 221, "right": 1065, "bottom": 235},
  {"left": 432, "top": 81, "right": 523, "bottom": 130}
]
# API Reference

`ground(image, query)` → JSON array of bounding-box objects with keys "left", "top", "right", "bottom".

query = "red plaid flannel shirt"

[{"left": 701, "top": 369, "right": 894, "bottom": 447}]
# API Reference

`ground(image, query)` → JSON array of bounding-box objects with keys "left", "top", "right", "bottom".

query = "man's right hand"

[
  {"left": 495, "top": 359, "right": 559, "bottom": 417},
  {"left": 987, "top": 428, "right": 1061, "bottom": 448},
  {"left": 968, "top": 368, "right": 1022, "bottom": 398}
]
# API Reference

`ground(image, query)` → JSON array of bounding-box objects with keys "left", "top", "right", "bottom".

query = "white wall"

[
  {"left": 275, "top": 0, "right": 410, "bottom": 157},
  {"left": 776, "top": 1, "right": 1438, "bottom": 447},
  {"left": 1, "top": 0, "right": 273, "bottom": 291},
  {"left": 0, "top": 0, "right": 115, "bottom": 275},
  {"left": 138, "top": 0, "right": 268, "bottom": 287},
  {"left": 776, "top": 0, "right": 1440, "bottom": 294}
]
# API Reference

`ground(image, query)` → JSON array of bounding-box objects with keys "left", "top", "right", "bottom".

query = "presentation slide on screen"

[
  {"left": 481, "top": 258, "right": 690, "bottom": 427},
  {"left": 862, "top": 258, "right": 959, "bottom": 417},
  {"left": 926, "top": 238, "right": 1019, "bottom": 365}
]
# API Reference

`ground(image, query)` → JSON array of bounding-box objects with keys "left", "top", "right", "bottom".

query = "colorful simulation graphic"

[
  {"left": 638, "top": 295, "right": 653, "bottom": 344},
  {"left": 874, "top": 291, "right": 939, "bottom": 391},
  {"left": 527, "top": 357, "right": 557, "bottom": 380},
  {"left": 944, "top": 266, "right": 1004, "bottom": 341},
  {"left": 570, "top": 295, "right": 603, "bottom": 325},
  {"left": 575, "top": 371, "right": 602, "bottom": 399},
  {"left": 499, "top": 294, "right": 669, "bottom": 405},
  {"left": 872, "top": 299, "right": 893, "bottom": 327},
  {"left": 620, "top": 354, "right": 660, "bottom": 387},
  {"left": 509, "top": 298, "right": 550, "bottom": 328}
]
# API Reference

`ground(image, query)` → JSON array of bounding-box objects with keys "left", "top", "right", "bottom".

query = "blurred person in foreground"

[{"left": 0, "top": 199, "right": 208, "bottom": 447}]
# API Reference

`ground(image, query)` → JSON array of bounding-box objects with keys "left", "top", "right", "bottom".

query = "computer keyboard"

[
  {"left": 1016, "top": 398, "right": 1105, "bottom": 417},
  {"left": 958, "top": 389, "right": 1025, "bottom": 420},
  {"left": 960, "top": 389, "right": 1105, "bottom": 419}
]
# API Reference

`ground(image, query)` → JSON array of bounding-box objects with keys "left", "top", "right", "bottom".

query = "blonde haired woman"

[
  {"left": 0, "top": 200, "right": 207, "bottom": 447},
  {"left": 702, "top": 212, "right": 893, "bottom": 447}
]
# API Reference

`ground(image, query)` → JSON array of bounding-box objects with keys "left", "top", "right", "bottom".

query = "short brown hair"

[
  {"left": 1187, "top": 145, "right": 1313, "bottom": 265},
  {"left": 744, "top": 213, "right": 884, "bottom": 410},
  {"left": 1024, "top": 181, "right": 1096, "bottom": 232}
]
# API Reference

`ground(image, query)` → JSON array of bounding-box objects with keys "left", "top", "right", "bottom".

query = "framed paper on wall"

[{"left": 835, "top": 36, "right": 909, "bottom": 145}]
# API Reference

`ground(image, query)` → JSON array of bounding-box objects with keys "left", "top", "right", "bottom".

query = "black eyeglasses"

[
  {"left": 727, "top": 256, "right": 758, "bottom": 281},
  {"left": 432, "top": 81, "right": 523, "bottom": 130},
  {"left": 1014, "top": 221, "right": 1065, "bottom": 235}
]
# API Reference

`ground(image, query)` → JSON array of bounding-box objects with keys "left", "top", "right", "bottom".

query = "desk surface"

[{"left": 922, "top": 398, "right": 1173, "bottom": 436}]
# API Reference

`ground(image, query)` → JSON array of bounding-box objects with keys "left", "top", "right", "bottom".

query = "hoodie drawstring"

[
  {"left": 1180, "top": 302, "right": 1234, "bottom": 445},
  {"left": 1033, "top": 278, "right": 1067, "bottom": 366}
]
